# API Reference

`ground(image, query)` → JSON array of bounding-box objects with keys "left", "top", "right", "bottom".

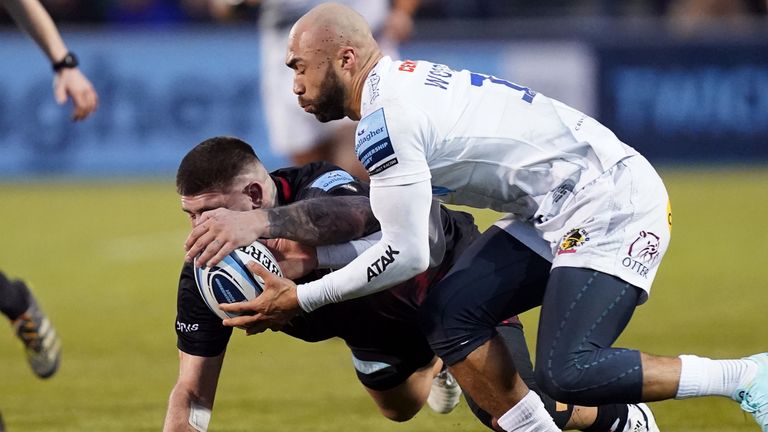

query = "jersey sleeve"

[
  {"left": 296, "top": 179, "right": 433, "bottom": 312},
  {"left": 355, "top": 102, "right": 433, "bottom": 187},
  {"left": 175, "top": 263, "right": 232, "bottom": 357},
  {"left": 294, "top": 163, "right": 369, "bottom": 200}
]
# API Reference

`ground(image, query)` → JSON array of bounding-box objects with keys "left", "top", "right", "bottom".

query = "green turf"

[{"left": 0, "top": 166, "right": 766, "bottom": 431}]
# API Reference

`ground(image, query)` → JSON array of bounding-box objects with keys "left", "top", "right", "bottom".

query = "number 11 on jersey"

[{"left": 470, "top": 72, "right": 537, "bottom": 103}]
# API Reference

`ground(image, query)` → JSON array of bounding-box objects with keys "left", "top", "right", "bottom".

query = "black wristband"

[{"left": 52, "top": 52, "right": 78, "bottom": 72}]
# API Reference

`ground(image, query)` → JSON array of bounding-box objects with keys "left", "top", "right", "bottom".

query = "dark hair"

[{"left": 176, "top": 136, "right": 261, "bottom": 196}]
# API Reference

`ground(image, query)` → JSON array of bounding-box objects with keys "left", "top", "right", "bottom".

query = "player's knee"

[
  {"left": 378, "top": 406, "right": 419, "bottom": 423},
  {"left": 534, "top": 350, "right": 593, "bottom": 403}
]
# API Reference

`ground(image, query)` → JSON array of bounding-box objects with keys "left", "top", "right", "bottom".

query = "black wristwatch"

[{"left": 52, "top": 52, "right": 79, "bottom": 72}]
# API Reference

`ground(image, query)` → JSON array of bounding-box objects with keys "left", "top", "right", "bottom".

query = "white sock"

[
  {"left": 497, "top": 390, "right": 560, "bottom": 432},
  {"left": 676, "top": 354, "right": 758, "bottom": 400}
]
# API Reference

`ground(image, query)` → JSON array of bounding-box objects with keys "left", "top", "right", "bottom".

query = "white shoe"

[
  {"left": 623, "top": 403, "right": 660, "bottom": 432},
  {"left": 427, "top": 369, "right": 462, "bottom": 414},
  {"left": 734, "top": 353, "right": 768, "bottom": 432}
]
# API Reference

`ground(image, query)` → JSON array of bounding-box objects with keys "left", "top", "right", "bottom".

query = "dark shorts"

[
  {"left": 350, "top": 319, "right": 526, "bottom": 392},
  {"left": 348, "top": 326, "right": 436, "bottom": 391},
  {"left": 419, "top": 226, "right": 552, "bottom": 366}
]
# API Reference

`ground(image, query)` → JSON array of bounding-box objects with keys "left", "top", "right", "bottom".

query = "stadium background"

[{"left": 0, "top": 0, "right": 767, "bottom": 430}]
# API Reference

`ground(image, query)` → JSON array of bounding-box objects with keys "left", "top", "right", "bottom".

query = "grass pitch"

[{"left": 0, "top": 166, "right": 766, "bottom": 431}]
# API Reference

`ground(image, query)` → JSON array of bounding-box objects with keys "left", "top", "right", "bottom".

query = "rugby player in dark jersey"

[{"left": 163, "top": 136, "right": 658, "bottom": 432}]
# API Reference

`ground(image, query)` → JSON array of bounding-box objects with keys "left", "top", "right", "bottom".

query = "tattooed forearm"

[{"left": 266, "top": 196, "right": 380, "bottom": 246}]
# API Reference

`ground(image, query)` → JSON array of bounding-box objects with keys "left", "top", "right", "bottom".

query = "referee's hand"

[{"left": 53, "top": 68, "right": 98, "bottom": 121}]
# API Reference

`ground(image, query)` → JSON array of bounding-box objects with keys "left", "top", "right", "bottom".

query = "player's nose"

[{"left": 293, "top": 79, "right": 304, "bottom": 95}]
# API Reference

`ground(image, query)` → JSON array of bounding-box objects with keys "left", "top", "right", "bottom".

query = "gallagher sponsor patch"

[
  {"left": 356, "top": 108, "right": 398, "bottom": 174},
  {"left": 310, "top": 170, "right": 355, "bottom": 191}
]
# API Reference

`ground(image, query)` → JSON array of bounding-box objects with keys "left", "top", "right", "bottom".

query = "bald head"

[
  {"left": 285, "top": 2, "right": 384, "bottom": 121},
  {"left": 290, "top": 2, "right": 378, "bottom": 56}
]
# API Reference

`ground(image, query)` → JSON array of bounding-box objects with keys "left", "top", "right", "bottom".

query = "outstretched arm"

[
  {"left": 218, "top": 180, "right": 433, "bottom": 330},
  {"left": 266, "top": 196, "right": 379, "bottom": 245},
  {"left": 2, "top": 0, "right": 98, "bottom": 120},
  {"left": 164, "top": 351, "right": 225, "bottom": 432},
  {"left": 186, "top": 195, "right": 379, "bottom": 267}
]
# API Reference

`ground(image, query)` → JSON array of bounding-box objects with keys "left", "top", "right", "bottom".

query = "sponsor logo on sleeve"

[
  {"left": 621, "top": 231, "right": 661, "bottom": 278},
  {"left": 557, "top": 228, "right": 590, "bottom": 255},
  {"left": 310, "top": 170, "right": 355, "bottom": 191},
  {"left": 367, "top": 245, "right": 400, "bottom": 282},
  {"left": 356, "top": 108, "right": 399, "bottom": 175},
  {"left": 176, "top": 321, "right": 199, "bottom": 332},
  {"left": 398, "top": 60, "right": 417, "bottom": 72}
]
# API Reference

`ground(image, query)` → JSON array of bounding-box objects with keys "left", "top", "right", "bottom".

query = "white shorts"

[{"left": 496, "top": 154, "right": 672, "bottom": 302}]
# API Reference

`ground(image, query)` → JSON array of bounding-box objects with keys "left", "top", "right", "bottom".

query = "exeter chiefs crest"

[{"left": 557, "top": 228, "right": 590, "bottom": 255}]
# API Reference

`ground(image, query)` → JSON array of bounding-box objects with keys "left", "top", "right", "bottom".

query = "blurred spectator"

[
  {"left": 104, "top": 0, "right": 187, "bottom": 25},
  {"left": 663, "top": 0, "right": 766, "bottom": 32},
  {"left": 3, "top": 1, "right": 765, "bottom": 28}
]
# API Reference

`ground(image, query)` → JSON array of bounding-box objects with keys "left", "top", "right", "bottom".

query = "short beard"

[{"left": 312, "top": 67, "right": 347, "bottom": 123}]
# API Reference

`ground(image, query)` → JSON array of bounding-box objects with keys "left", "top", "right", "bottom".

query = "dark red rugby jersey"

[{"left": 175, "top": 162, "right": 481, "bottom": 357}]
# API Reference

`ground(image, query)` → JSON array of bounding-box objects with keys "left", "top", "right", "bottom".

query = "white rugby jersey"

[
  {"left": 356, "top": 56, "right": 636, "bottom": 219},
  {"left": 296, "top": 56, "right": 638, "bottom": 312}
]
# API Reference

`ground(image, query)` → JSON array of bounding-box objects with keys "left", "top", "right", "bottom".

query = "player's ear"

[
  {"left": 244, "top": 182, "right": 264, "bottom": 208},
  {"left": 339, "top": 47, "right": 355, "bottom": 70}
]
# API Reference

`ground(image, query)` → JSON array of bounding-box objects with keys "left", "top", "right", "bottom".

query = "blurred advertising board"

[
  {"left": 2, "top": 26, "right": 765, "bottom": 179},
  {"left": 597, "top": 40, "right": 768, "bottom": 163},
  {"left": 0, "top": 28, "right": 276, "bottom": 178},
  {"left": 0, "top": 31, "right": 594, "bottom": 178}
]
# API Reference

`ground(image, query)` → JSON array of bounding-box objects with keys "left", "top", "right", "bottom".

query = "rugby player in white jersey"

[{"left": 184, "top": 3, "right": 768, "bottom": 432}]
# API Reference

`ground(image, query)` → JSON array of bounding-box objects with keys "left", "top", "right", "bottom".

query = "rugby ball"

[{"left": 193, "top": 241, "right": 283, "bottom": 320}]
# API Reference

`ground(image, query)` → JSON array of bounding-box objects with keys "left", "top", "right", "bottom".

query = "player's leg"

[
  {"left": 466, "top": 321, "right": 659, "bottom": 432},
  {"left": 0, "top": 270, "right": 32, "bottom": 321},
  {"left": 535, "top": 155, "right": 767, "bottom": 430},
  {"left": 462, "top": 320, "right": 574, "bottom": 431},
  {"left": 362, "top": 357, "right": 440, "bottom": 422},
  {"left": 420, "top": 226, "right": 562, "bottom": 431},
  {"left": 0, "top": 270, "right": 61, "bottom": 379},
  {"left": 350, "top": 334, "right": 440, "bottom": 422},
  {"left": 536, "top": 267, "right": 766, "bottom": 429},
  {"left": 534, "top": 267, "right": 645, "bottom": 405}
]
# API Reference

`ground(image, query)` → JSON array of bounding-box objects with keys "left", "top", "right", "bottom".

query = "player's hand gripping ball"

[{"left": 194, "top": 241, "right": 283, "bottom": 320}]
